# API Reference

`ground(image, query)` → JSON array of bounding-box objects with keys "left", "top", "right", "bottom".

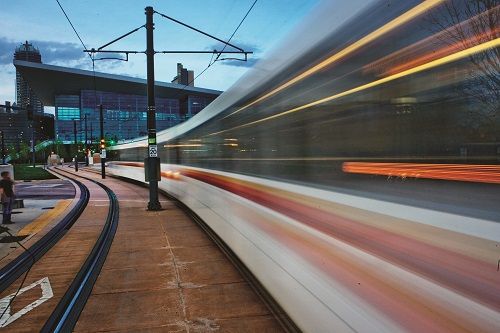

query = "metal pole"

[
  {"left": 84, "top": 114, "right": 89, "bottom": 166},
  {"left": 73, "top": 119, "right": 78, "bottom": 172},
  {"left": 145, "top": 6, "right": 161, "bottom": 211},
  {"left": 31, "top": 108, "right": 35, "bottom": 168},
  {"left": 99, "top": 104, "right": 106, "bottom": 179},
  {"left": 90, "top": 122, "right": 93, "bottom": 149},
  {"left": 1, "top": 131, "right": 5, "bottom": 165}
]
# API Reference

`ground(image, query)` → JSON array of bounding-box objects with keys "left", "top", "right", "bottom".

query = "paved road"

[{"left": 14, "top": 179, "right": 75, "bottom": 200}]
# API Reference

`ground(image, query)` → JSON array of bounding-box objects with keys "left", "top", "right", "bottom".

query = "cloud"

[
  {"left": 36, "top": 40, "right": 88, "bottom": 64},
  {"left": 0, "top": 37, "right": 88, "bottom": 65},
  {"left": 0, "top": 37, "right": 132, "bottom": 73},
  {"left": 206, "top": 41, "right": 260, "bottom": 68},
  {"left": 0, "top": 38, "right": 17, "bottom": 64}
]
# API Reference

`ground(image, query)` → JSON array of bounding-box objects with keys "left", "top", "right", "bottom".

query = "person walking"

[{"left": 0, "top": 171, "right": 15, "bottom": 224}]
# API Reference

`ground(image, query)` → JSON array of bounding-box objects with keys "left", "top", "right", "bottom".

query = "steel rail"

[
  {"left": 98, "top": 170, "right": 301, "bottom": 333},
  {"left": 41, "top": 167, "right": 119, "bottom": 332},
  {"left": 0, "top": 171, "right": 89, "bottom": 293}
]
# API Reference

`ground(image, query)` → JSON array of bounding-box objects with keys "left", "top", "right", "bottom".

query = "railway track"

[
  {"left": 0, "top": 167, "right": 119, "bottom": 331},
  {"left": 0, "top": 171, "right": 89, "bottom": 293},
  {"left": 40, "top": 167, "right": 119, "bottom": 332},
  {"left": 85, "top": 167, "right": 300, "bottom": 333}
]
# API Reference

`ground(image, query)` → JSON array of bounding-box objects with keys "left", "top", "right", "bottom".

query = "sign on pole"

[{"left": 148, "top": 145, "right": 158, "bottom": 157}]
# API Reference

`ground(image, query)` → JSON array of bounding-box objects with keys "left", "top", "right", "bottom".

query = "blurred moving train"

[{"left": 108, "top": 1, "right": 500, "bottom": 332}]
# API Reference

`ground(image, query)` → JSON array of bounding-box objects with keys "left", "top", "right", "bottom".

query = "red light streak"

[{"left": 342, "top": 162, "right": 500, "bottom": 184}]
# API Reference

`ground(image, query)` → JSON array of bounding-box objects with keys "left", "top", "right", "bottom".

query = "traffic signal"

[{"left": 100, "top": 139, "right": 105, "bottom": 149}]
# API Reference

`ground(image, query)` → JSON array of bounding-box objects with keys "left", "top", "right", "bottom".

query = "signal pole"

[
  {"left": 145, "top": 6, "right": 161, "bottom": 211},
  {"left": 83, "top": 6, "right": 252, "bottom": 211}
]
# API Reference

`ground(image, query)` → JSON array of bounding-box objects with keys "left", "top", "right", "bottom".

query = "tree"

[{"left": 427, "top": 0, "right": 499, "bottom": 140}]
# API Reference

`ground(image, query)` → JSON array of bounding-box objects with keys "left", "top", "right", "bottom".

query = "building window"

[{"left": 57, "top": 107, "right": 80, "bottom": 120}]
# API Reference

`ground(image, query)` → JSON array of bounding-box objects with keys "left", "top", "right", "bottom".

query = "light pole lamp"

[
  {"left": 99, "top": 104, "right": 105, "bottom": 179},
  {"left": 27, "top": 103, "right": 36, "bottom": 168},
  {"left": 73, "top": 119, "right": 78, "bottom": 172},
  {"left": 0, "top": 130, "right": 5, "bottom": 165},
  {"left": 84, "top": 114, "right": 89, "bottom": 166}
]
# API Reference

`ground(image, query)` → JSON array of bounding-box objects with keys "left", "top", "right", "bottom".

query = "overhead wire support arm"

[
  {"left": 83, "top": 49, "right": 144, "bottom": 62},
  {"left": 153, "top": 10, "right": 246, "bottom": 53},
  {"left": 155, "top": 50, "right": 252, "bottom": 54},
  {"left": 97, "top": 25, "right": 145, "bottom": 50}
]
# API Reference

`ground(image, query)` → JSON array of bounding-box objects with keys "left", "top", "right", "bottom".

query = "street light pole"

[
  {"left": 0, "top": 130, "right": 5, "bottom": 165},
  {"left": 84, "top": 114, "right": 89, "bottom": 166},
  {"left": 73, "top": 119, "right": 78, "bottom": 172},
  {"left": 145, "top": 6, "right": 161, "bottom": 211},
  {"left": 99, "top": 104, "right": 106, "bottom": 179},
  {"left": 28, "top": 104, "right": 35, "bottom": 168}
]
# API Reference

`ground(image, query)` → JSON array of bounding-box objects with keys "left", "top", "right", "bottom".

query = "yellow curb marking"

[{"left": 17, "top": 199, "right": 72, "bottom": 237}]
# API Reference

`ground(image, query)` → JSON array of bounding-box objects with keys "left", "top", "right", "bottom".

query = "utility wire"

[
  {"left": 55, "top": 0, "right": 99, "bottom": 148},
  {"left": 214, "top": 0, "right": 257, "bottom": 63},
  {"left": 55, "top": 0, "right": 92, "bottom": 59},
  {"left": 179, "top": 0, "right": 258, "bottom": 91}
]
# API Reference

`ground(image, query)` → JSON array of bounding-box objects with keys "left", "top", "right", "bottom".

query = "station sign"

[{"left": 149, "top": 145, "right": 158, "bottom": 157}]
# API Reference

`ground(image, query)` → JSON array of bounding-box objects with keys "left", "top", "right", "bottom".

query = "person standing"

[{"left": 0, "top": 171, "right": 15, "bottom": 224}]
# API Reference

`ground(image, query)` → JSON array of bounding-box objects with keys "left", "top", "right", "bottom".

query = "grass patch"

[{"left": 13, "top": 165, "right": 58, "bottom": 181}]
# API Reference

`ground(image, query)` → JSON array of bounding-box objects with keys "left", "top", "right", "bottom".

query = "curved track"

[
  {"left": 100, "top": 171, "right": 300, "bottom": 333},
  {"left": 0, "top": 172, "right": 89, "bottom": 293},
  {"left": 40, "top": 167, "right": 119, "bottom": 332}
]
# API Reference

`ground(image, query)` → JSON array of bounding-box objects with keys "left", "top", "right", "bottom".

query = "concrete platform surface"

[
  {"left": 0, "top": 168, "right": 284, "bottom": 332},
  {"left": 73, "top": 169, "right": 284, "bottom": 332},
  {"left": 0, "top": 179, "right": 76, "bottom": 261}
]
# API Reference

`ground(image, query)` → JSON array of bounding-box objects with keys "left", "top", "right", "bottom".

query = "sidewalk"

[{"left": 0, "top": 179, "right": 75, "bottom": 260}]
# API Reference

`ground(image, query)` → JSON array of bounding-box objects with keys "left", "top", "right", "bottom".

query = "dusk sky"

[{"left": 0, "top": 0, "right": 320, "bottom": 110}]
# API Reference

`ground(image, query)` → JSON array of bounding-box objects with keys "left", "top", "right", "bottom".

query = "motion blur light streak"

[
  {"left": 209, "top": 37, "right": 500, "bottom": 137},
  {"left": 108, "top": 1, "right": 500, "bottom": 331},
  {"left": 163, "top": 144, "right": 203, "bottom": 148},
  {"left": 343, "top": 162, "right": 500, "bottom": 184},
  {"left": 382, "top": 29, "right": 500, "bottom": 76},
  {"left": 222, "top": 0, "right": 445, "bottom": 120},
  {"left": 365, "top": 6, "right": 500, "bottom": 76},
  {"left": 106, "top": 162, "right": 500, "bottom": 332}
]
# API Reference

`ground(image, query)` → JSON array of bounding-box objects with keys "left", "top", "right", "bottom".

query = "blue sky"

[{"left": 0, "top": 0, "right": 320, "bottom": 108}]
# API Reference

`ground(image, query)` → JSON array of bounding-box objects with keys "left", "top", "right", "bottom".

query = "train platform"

[{"left": 0, "top": 167, "right": 286, "bottom": 332}]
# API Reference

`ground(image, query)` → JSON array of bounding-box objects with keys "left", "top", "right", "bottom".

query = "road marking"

[{"left": 0, "top": 277, "right": 53, "bottom": 327}]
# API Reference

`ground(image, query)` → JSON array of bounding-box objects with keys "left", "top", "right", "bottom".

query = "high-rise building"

[
  {"left": 14, "top": 41, "right": 44, "bottom": 114},
  {"left": 171, "top": 63, "right": 194, "bottom": 87}
]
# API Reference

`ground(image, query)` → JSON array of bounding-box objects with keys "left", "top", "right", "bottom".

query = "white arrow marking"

[{"left": 0, "top": 277, "right": 53, "bottom": 327}]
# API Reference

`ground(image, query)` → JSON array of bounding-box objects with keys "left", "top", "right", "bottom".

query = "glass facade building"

[{"left": 55, "top": 90, "right": 214, "bottom": 143}]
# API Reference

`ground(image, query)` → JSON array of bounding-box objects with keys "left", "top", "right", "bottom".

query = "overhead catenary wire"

[
  {"left": 177, "top": 0, "right": 258, "bottom": 90},
  {"left": 55, "top": 0, "right": 101, "bottom": 149},
  {"left": 55, "top": 0, "right": 92, "bottom": 60}
]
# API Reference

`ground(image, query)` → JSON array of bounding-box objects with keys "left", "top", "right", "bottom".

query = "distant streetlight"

[
  {"left": 73, "top": 119, "right": 78, "bottom": 172},
  {"left": 0, "top": 130, "right": 6, "bottom": 165},
  {"left": 28, "top": 103, "right": 35, "bottom": 168},
  {"left": 84, "top": 114, "right": 89, "bottom": 166}
]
